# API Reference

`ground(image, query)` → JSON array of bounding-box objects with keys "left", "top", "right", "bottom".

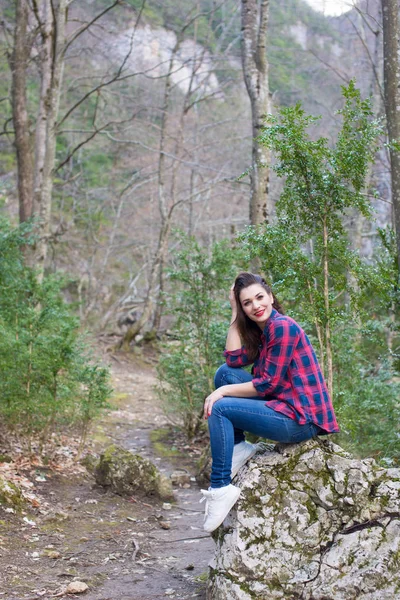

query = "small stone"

[
  {"left": 170, "top": 470, "right": 191, "bottom": 486},
  {"left": 162, "top": 502, "right": 172, "bottom": 510},
  {"left": 159, "top": 521, "right": 171, "bottom": 530},
  {"left": 185, "top": 563, "right": 195, "bottom": 570},
  {"left": 47, "top": 551, "right": 61, "bottom": 559},
  {"left": 164, "top": 589, "right": 175, "bottom": 596},
  {"left": 66, "top": 581, "right": 89, "bottom": 594}
]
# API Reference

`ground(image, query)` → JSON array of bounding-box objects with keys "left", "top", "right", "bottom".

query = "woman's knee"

[
  {"left": 214, "top": 363, "right": 231, "bottom": 388},
  {"left": 209, "top": 397, "right": 230, "bottom": 419},
  {"left": 214, "top": 363, "right": 253, "bottom": 388}
]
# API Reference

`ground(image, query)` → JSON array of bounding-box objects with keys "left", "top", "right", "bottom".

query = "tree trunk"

[
  {"left": 11, "top": 0, "right": 34, "bottom": 223},
  {"left": 34, "top": 0, "right": 67, "bottom": 278},
  {"left": 323, "top": 215, "right": 333, "bottom": 400},
  {"left": 382, "top": 0, "right": 400, "bottom": 271},
  {"left": 241, "top": 0, "right": 270, "bottom": 226},
  {"left": 119, "top": 218, "right": 171, "bottom": 350},
  {"left": 119, "top": 37, "right": 180, "bottom": 348}
]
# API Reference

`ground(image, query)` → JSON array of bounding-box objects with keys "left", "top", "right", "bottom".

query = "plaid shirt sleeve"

[
  {"left": 223, "top": 346, "right": 253, "bottom": 368},
  {"left": 252, "top": 319, "right": 300, "bottom": 397}
]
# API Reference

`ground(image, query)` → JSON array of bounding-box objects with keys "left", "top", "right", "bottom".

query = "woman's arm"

[
  {"left": 224, "top": 285, "right": 252, "bottom": 366},
  {"left": 203, "top": 381, "right": 257, "bottom": 419},
  {"left": 204, "top": 285, "right": 257, "bottom": 418},
  {"left": 225, "top": 322, "right": 242, "bottom": 351},
  {"left": 225, "top": 285, "right": 241, "bottom": 351}
]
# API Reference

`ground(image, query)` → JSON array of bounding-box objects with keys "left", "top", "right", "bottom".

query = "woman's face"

[{"left": 239, "top": 284, "right": 274, "bottom": 329}]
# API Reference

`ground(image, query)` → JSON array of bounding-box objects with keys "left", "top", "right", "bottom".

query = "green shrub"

[
  {"left": 240, "top": 82, "right": 400, "bottom": 462},
  {"left": 0, "top": 219, "right": 112, "bottom": 450},
  {"left": 157, "top": 233, "right": 246, "bottom": 439}
]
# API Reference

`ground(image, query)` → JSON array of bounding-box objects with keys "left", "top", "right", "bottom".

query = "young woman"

[{"left": 200, "top": 272, "right": 339, "bottom": 533}]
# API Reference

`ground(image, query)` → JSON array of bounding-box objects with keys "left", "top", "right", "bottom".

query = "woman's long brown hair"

[{"left": 233, "top": 272, "right": 283, "bottom": 361}]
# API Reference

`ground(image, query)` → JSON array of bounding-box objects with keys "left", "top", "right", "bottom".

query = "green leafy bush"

[
  {"left": 157, "top": 234, "right": 246, "bottom": 439},
  {"left": 333, "top": 322, "right": 400, "bottom": 461},
  {"left": 0, "top": 219, "right": 112, "bottom": 450},
  {"left": 240, "top": 82, "right": 400, "bottom": 461}
]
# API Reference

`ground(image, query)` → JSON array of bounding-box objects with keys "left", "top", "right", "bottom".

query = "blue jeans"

[{"left": 208, "top": 364, "right": 320, "bottom": 488}]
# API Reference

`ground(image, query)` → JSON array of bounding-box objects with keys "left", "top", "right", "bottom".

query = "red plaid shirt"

[{"left": 224, "top": 309, "right": 339, "bottom": 434}]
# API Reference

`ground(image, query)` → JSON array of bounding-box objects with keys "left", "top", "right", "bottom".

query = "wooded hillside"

[
  {"left": 0, "top": 0, "right": 392, "bottom": 323},
  {"left": 0, "top": 0, "right": 398, "bottom": 462}
]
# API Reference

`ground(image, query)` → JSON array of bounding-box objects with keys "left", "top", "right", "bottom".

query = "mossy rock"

[
  {"left": 80, "top": 453, "right": 98, "bottom": 475},
  {"left": 0, "top": 476, "right": 25, "bottom": 509},
  {"left": 93, "top": 444, "right": 173, "bottom": 500},
  {"left": 208, "top": 438, "right": 400, "bottom": 600},
  {"left": 0, "top": 454, "right": 12, "bottom": 463}
]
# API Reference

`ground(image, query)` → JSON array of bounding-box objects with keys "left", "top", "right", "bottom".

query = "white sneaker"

[
  {"left": 231, "top": 441, "right": 260, "bottom": 478},
  {"left": 200, "top": 484, "right": 241, "bottom": 533}
]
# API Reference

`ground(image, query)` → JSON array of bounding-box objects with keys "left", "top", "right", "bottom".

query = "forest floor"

[{"left": 0, "top": 344, "right": 214, "bottom": 600}]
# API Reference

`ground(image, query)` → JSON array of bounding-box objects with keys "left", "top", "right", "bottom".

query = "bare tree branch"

[
  {"left": 345, "top": 13, "right": 385, "bottom": 104},
  {"left": 102, "top": 131, "right": 239, "bottom": 176},
  {"left": 30, "top": 0, "right": 45, "bottom": 38},
  {"left": 353, "top": 3, "right": 383, "bottom": 33},
  {"left": 57, "top": 55, "right": 192, "bottom": 128},
  {"left": 308, "top": 48, "right": 350, "bottom": 84},
  {"left": 63, "top": 0, "right": 122, "bottom": 56},
  {"left": 55, "top": 108, "right": 145, "bottom": 171}
]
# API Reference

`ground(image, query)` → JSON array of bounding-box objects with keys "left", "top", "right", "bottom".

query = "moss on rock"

[
  {"left": 207, "top": 439, "right": 400, "bottom": 600},
  {"left": 94, "top": 444, "right": 173, "bottom": 500},
  {"left": 0, "top": 476, "right": 25, "bottom": 509}
]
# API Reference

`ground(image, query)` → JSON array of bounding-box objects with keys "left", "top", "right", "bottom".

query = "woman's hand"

[
  {"left": 229, "top": 284, "right": 238, "bottom": 321},
  {"left": 204, "top": 389, "right": 224, "bottom": 419}
]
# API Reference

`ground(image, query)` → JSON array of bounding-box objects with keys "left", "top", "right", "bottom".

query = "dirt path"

[{"left": 0, "top": 353, "right": 214, "bottom": 600}]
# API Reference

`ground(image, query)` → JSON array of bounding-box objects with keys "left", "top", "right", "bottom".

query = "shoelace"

[
  {"left": 256, "top": 441, "right": 274, "bottom": 452},
  {"left": 199, "top": 489, "right": 214, "bottom": 518}
]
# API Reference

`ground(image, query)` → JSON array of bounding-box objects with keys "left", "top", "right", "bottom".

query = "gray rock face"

[
  {"left": 207, "top": 439, "right": 400, "bottom": 600},
  {"left": 94, "top": 444, "right": 173, "bottom": 500}
]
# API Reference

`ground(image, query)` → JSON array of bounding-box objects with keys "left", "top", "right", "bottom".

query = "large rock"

[
  {"left": 208, "top": 439, "right": 400, "bottom": 600},
  {"left": 94, "top": 445, "right": 173, "bottom": 500}
]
